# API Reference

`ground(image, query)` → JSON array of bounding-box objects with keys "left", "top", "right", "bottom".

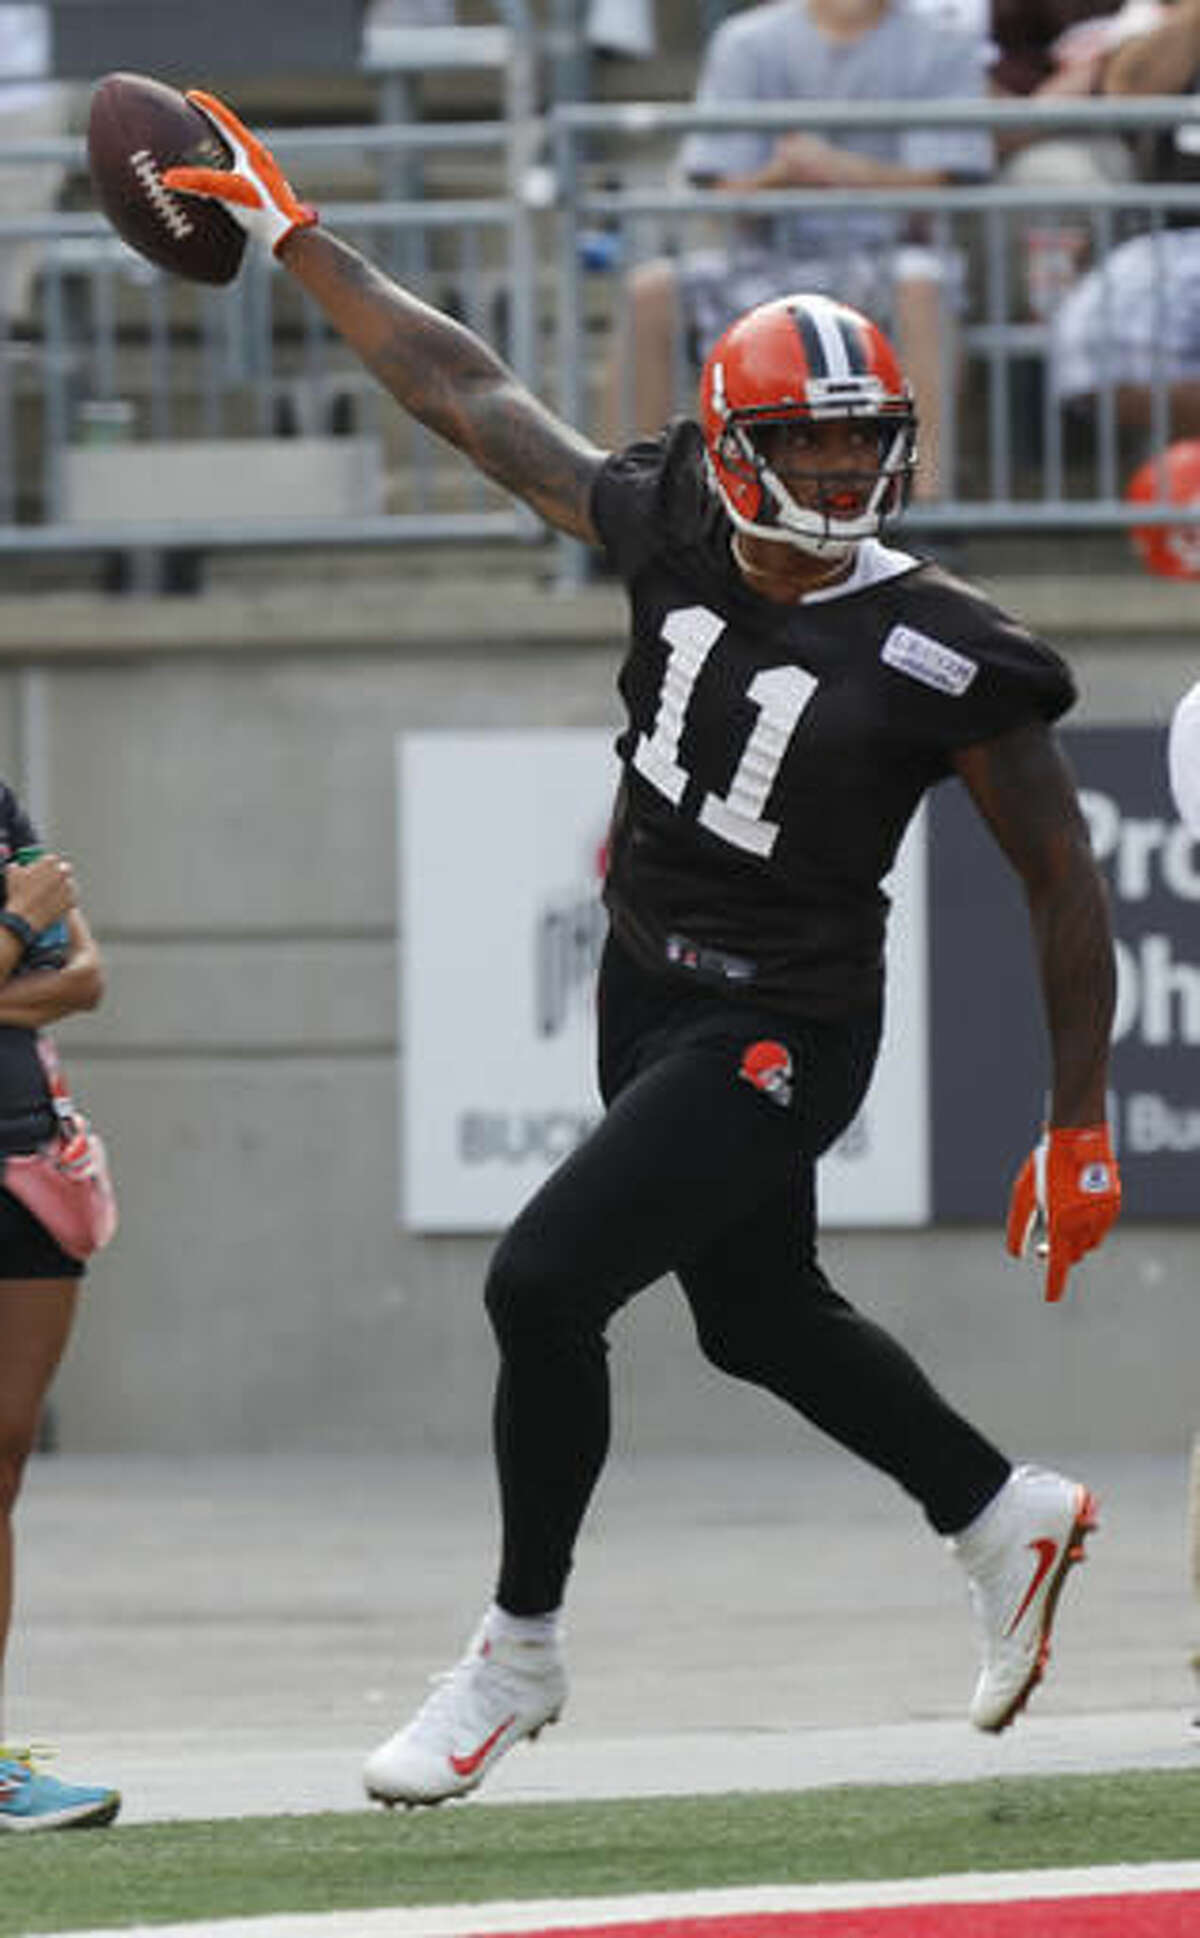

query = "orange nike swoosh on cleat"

[
  {"left": 448, "top": 1715, "right": 517, "bottom": 1778},
  {"left": 1004, "top": 1537, "right": 1060, "bottom": 1636}
]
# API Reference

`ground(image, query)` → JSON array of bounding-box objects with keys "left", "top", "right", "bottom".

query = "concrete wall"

[{"left": 3, "top": 565, "right": 1197, "bottom": 1462}]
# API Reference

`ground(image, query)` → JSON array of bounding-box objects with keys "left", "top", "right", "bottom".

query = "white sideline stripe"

[{"left": 42, "top": 1860, "right": 1200, "bottom": 1938}]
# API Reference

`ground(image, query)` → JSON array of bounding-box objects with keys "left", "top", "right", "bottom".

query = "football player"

[{"left": 162, "top": 97, "right": 1123, "bottom": 1807}]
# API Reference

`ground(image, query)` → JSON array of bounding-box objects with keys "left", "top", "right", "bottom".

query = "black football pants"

[{"left": 484, "top": 937, "right": 1010, "bottom": 1614}]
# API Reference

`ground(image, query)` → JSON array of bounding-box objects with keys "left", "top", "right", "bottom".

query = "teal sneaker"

[{"left": 0, "top": 1748, "right": 120, "bottom": 1832}]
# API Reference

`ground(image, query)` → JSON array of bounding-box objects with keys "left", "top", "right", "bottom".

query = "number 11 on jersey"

[{"left": 633, "top": 606, "right": 818, "bottom": 859}]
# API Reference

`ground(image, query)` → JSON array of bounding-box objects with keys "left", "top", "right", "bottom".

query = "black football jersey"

[{"left": 590, "top": 423, "right": 1076, "bottom": 1017}]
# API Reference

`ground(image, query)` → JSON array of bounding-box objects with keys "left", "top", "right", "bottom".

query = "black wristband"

[{"left": 0, "top": 909, "right": 37, "bottom": 955}]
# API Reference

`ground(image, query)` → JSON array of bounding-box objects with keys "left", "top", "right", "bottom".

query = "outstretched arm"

[
  {"left": 165, "top": 93, "right": 607, "bottom": 544},
  {"left": 953, "top": 721, "right": 1121, "bottom": 1300},
  {"left": 280, "top": 229, "right": 605, "bottom": 543}
]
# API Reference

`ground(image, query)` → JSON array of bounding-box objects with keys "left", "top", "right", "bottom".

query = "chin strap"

[{"left": 726, "top": 417, "right": 913, "bottom": 553}]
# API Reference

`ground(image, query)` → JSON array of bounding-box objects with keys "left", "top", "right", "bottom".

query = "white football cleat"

[
  {"left": 364, "top": 1626, "right": 567, "bottom": 1808},
  {"left": 951, "top": 1464, "right": 1098, "bottom": 1733}
]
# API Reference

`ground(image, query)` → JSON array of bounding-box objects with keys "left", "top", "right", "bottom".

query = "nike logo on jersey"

[
  {"left": 881, "top": 625, "right": 978, "bottom": 697},
  {"left": 448, "top": 1715, "right": 516, "bottom": 1778},
  {"left": 1004, "top": 1538, "right": 1060, "bottom": 1636}
]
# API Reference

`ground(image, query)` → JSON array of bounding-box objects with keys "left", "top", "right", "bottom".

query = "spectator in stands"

[
  {"left": 1050, "top": 0, "right": 1200, "bottom": 437},
  {"left": 0, "top": 4, "right": 69, "bottom": 335},
  {"left": 598, "top": 0, "right": 994, "bottom": 502},
  {"left": 989, "top": 0, "right": 1134, "bottom": 132},
  {"left": 987, "top": 0, "right": 1150, "bottom": 320}
]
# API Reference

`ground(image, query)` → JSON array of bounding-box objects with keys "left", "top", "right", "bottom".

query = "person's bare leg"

[
  {"left": 599, "top": 257, "right": 685, "bottom": 445},
  {"left": 894, "top": 274, "right": 955, "bottom": 503},
  {"left": 0, "top": 1279, "right": 78, "bottom": 1727},
  {"left": 1115, "top": 381, "right": 1200, "bottom": 439},
  {"left": 0, "top": 1275, "right": 120, "bottom": 1827}
]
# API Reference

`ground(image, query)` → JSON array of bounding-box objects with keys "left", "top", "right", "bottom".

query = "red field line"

[{"left": 488, "top": 1890, "right": 1200, "bottom": 1938}]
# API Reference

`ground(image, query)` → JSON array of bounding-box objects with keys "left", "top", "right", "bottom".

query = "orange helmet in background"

[
  {"left": 698, "top": 292, "right": 917, "bottom": 559},
  {"left": 1126, "top": 440, "right": 1200, "bottom": 580}
]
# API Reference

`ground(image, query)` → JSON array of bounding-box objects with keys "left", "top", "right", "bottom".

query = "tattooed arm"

[
  {"left": 281, "top": 230, "right": 606, "bottom": 545},
  {"left": 161, "top": 101, "right": 607, "bottom": 541},
  {"left": 954, "top": 721, "right": 1115, "bottom": 1128}
]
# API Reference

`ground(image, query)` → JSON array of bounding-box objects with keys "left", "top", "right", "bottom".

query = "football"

[{"left": 87, "top": 71, "right": 246, "bottom": 286}]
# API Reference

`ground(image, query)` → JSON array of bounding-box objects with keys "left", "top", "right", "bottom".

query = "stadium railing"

[
  {"left": 0, "top": 92, "right": 1197, "bottom": 580},
  {"left": 0, "top": 9, "right": 545, "bottom": 574},
  {"left": 551, "top": 96, "right": 1200, "bottom": 565}
]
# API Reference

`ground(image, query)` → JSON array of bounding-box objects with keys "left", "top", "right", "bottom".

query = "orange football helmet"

[
  {"left": 699, "top": 292, "right": 917, "bottom": 558},
  {"left": 1126, "top": 440, "right": 1200, "bottom": 580}
]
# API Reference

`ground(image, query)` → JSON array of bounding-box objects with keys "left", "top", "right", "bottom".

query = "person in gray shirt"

[{"left": 600, "top": 0, "right": 993, "bottom": 503}]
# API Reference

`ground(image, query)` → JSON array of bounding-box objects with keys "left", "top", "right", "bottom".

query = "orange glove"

[
  {"left": 163, "top": 91, "right": 317, "bottom": 258},
  {"left": 1005, "top": 1124, "right": 1121, "bottom": 1303}
]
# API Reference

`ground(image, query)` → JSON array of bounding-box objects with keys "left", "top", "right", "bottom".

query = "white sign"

[
  {"left": 817, "top": 807, "right": 930, "bottom": 1227},
  {"left": 399, "top": 731, "right": 617, "bottom": 1231},
  {"left": 399, "top": 732, "right": 929, "bottom": 1231}
]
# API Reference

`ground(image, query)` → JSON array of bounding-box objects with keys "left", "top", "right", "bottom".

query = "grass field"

[{"left": 6, "top": 1769, "right": 1200, "bottom": 1936}]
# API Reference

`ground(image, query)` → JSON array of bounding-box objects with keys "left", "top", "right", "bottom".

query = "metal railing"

[
  {"left": 0, "top": 14, "right": 544, "bottom": 565},
  {"left": 552, "top": 96, "right": 1200, "bottom": 536},
  {"left": 1, "top": 92, "right": 1198, "bottom": 572}
]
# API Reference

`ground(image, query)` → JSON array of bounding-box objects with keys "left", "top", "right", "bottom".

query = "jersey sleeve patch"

[{"left": 881, "top": 624, "right": 978, "bottom": 697}]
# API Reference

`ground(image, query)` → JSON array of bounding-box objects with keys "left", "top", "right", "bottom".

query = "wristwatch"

[{"left": 0, "top": 909, "right": 37, "bottom": 955}]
